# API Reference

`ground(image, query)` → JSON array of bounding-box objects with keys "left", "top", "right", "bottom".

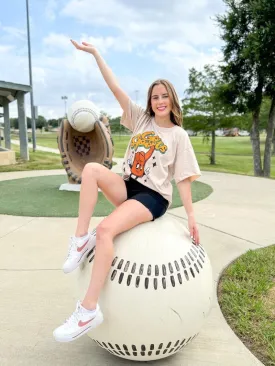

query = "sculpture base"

[
  {"left": 0, "top": 148, "right": 16, "bottom": 166},
  {"left": 59, "top": 183, "right": 101, "bottom": 192}
]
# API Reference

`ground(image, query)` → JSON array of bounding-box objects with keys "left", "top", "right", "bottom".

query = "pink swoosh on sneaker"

[
  {"left": 77, "top": 239, "right": 89, "bottom": 252},
  {"left": 78, "top": 318, "right": 94, "bottom": 327}
]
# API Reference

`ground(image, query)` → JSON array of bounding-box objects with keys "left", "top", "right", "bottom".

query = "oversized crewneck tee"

[{"left": 120, "top": 99, "right": 201, "bottom": 206}]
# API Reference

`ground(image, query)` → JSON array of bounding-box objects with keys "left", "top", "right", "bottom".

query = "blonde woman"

[{"left": 53, "top": 40, "right": 201, "bottom": 343}]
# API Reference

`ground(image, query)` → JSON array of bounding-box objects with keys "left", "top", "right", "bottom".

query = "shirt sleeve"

[
  {"left": 173, "top": 130, "right": 201, "bottom": 184},
  {"left": 120, "top": 98, "right": 145, "bottom": 132}
]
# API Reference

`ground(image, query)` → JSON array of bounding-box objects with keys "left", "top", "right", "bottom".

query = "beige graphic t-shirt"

[{"left": 120, "top": 99, "right": 201, "bottom": 206}]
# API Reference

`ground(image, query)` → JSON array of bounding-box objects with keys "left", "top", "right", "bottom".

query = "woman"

[{"left": 53, "top": 40, "right": 201, "bottom": 343}]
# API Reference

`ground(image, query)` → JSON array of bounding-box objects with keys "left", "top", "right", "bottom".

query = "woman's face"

[{"left": 150, "top": 84, "right": 172, "bottom": 118}]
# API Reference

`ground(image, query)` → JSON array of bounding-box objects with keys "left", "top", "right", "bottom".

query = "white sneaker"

[
  {"left": 53, "top": 301, "right": 104, "bottom": 342},
  {"left": 62, "top": 229, "right": 96, "bottom": 274}
]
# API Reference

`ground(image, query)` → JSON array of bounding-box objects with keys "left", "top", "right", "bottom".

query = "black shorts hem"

[{"left": 124, "top": 178, "right": 168, "bottom": 221}]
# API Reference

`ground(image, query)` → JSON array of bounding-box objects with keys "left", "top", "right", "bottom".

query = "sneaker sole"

[{"left": 53, "top": 312, "right": 104, "bottom": 343}]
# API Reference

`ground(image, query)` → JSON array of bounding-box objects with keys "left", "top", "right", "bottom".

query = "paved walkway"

[
  {"left": 0, "top": 163, "right": 275, "bottom": 365},
  {"left": 11, "top": 139, "right": 61, "bottom": 155}
]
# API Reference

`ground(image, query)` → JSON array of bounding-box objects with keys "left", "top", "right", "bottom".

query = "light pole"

[
  {"left": 61, "top": 96, "right": 68, "bottom": 118},
  {"left": 26, "top": 0, "right": 36, "bottom": 151}
]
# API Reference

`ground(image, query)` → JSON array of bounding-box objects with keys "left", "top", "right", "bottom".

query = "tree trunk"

[
  {"left": 272, "top": 128, "right": 275, "bottom": 156},
  {"left": 250, "top": 80, "right": 264, "bottom": 176},
  {"left": 263, "top": 96, "right": 275, "bottom": 176},
  {"left": 210, "top": 130, "right": 216, "bottom": 165},
  {"left": 251, "top": 109, "right": 263, "bottom": 176}
]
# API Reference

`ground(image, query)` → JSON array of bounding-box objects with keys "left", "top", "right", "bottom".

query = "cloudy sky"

[{"left": 0, "top": 0, "right": 225, "bottom": 119}]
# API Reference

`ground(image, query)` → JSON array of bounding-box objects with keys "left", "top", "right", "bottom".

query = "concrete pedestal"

[
  {"left": 0, "top": 148, "right": 16, "bottom": 166},
  {"left": 59, "top": 183, "right": 101, "bottom": 192}
]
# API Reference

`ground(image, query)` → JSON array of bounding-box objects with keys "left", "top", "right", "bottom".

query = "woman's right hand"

[
  {"left": 70, "top": 39, "right": 98, "bottom": 56},
  {"left": 71, "top": 38, "right": 129, "bottom": 112}
]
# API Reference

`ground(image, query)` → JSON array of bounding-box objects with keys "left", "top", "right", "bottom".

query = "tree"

[
  {"left": 26, "top": 117, "right": 32, "bottom": 129},
  {"left": 183, "top": 64, "right": 234, "bottom": 164},
  {"left": 109, "top": 116, "right": 129, "bottom": 135},
  {"left": 36, "top": 115, "right": 47, "bottom": 131},
  {"left": 48, "top": 119, "right": 59, "bottom": 128},
  {"left": 10, "top": 118, "right": 18, "bottom": 129},
  {"left": 217, "top": 0, "right": 275, "bottom": 177},
  {"left": 100, "top": 110, "right": 111, "bottom": 120},
  {"left": 231, "top": 97, "right": 272, "bottom": 132}
]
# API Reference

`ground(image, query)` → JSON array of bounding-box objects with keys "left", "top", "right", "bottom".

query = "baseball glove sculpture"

[{"left": 57, "top": 115, "right": 114, "bottom": 184}]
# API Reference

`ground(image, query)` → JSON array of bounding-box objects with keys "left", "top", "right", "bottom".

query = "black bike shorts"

[{"left": 124, "top": 178, "right": 169, "bottom": 221}]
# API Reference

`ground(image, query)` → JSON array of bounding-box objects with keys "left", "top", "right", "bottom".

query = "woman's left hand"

[{"left": 188, "top": 216, "right": 200, "bottom": 245}]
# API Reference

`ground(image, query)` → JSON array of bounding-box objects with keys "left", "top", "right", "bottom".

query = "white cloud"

[
  {"left": 62, "top": 0, "right": 137, "bottom": 29},
  {"left": 43, "top": 33, "right": 71, "bottom": 50},
  {"left": 32, "top": 67, "right": 47, "bottom": 86},
  {"left": 1, "top": 26, "right": 26, "bottom": 41},
  {"left": 0, "top": 41, "right": 128, "bottom": 119},
  {"left": 1, "top": 0, "right": 227, "bottom": 119},
  {"left": 81, "top": 35, "right": 133, "bottom": 53},
  {"left": 45, "top": 0, "right": 58, "bottom": 21},
  {"left": 0, "top": 44, "right": 14, "bottom": 54},
  {"left": 62, "top": 0, "right": 224, "bottom": 48},
  {"left": 0, "top": 47, "right": 29, "bottom": 86},
  {"left": 59, "top": 0, "right": 226, "bottom": 103},
  {"left": 157, "top": 41, "right": 198, "bottom": 57},
  {"left": 43, "top": 33, "right": 133, "bottom": 55},
  {"left": 155, "top": 41, "right": 223, "bottom": 69},
  {"left": 149, "top": 46, "right": 223, "bottom": 98}
]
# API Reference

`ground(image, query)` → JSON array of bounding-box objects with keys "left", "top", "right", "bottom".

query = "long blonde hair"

[{"left": 145, "top": 79, "right": 182, "bottom": 127}]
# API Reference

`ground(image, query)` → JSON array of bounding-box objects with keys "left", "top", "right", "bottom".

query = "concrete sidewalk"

[
  {"left": 11, "top": 139, "right": 61, "bottom": 155},
  {"left": 0, "top": 168, "right": 274, "bottom": 366}
]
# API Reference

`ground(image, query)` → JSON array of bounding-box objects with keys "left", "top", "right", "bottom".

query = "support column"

[
  {"left": 3, "top": 100, "right": 11, "bottom": 149},
  {"left": 17, "top": 91, "right": 29, "bottom": 161}
]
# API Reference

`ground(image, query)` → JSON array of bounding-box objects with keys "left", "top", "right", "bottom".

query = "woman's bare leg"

[
  {"left": 75, "top": 162, "right": 128, "bottom": 237},
  {"left": 81, "top": 199, "right": 153, "bottom": 310}
]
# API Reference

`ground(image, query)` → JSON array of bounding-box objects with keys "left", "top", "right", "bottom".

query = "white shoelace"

[
  {"left": 64, "top": 302, "right": 83, "bottom": 327},
  {"left": 63, "top": 302, "right": 96, "bottom": 328},
  {"left": 66, "top": 237, "right": 78, "bottom": 259}
]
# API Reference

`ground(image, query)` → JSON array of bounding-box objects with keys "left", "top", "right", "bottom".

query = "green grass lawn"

[
  {"left": 11, "top": 132, "right": 59, "bottom": 150},
  {"left": 0, "top": 175, "right": 212, "bottom": 217},
  {"left": 4, "top": 132, "right": 275, "bottom": 178},
  {"left": 191, "top": 135, "right": 267, "bottom": 155},
  {"left": 218, "top": 245, "right": 275, "bottom": 366},
  {"left": 0, "top": 144, "right": 63, "bottom": 173},
  {"left": 113, "top": 136, "right": 275, "bottom": 177},
  {"left": 197, "top": 154, "right": 275, "bottom": 177},
  {"left": 11, "top": 132, "right": 267, "bottom": 155}
]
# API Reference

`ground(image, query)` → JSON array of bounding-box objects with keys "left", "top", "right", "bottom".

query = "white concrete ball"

[
  {"left": 73, "top": 215, "right": 214, "bottom": 361},
  {"left": 67, "top": 100, "right": 100, "bottom": 133}
]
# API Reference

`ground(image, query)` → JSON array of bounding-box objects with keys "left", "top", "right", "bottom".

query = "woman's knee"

[
  {"left": 96, "top": 221, "right": 114, "bottom": 242},
  {"left": 82, "top": 162, "right": 101, "bottom": 178}
]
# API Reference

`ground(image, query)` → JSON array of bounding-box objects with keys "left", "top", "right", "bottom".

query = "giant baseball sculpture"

[
  {"left": 73, "top": 215, "right": 214, "bottom": 361},
  {"left": 58, "top": 100, "right": 114, "bottom": 184}
]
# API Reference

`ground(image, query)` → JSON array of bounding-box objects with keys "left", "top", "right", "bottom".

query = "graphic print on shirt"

[{"left": 127, "top": 131, "right": 168, "bottom": 181}]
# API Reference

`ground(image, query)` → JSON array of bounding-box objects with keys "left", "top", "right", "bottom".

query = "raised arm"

[{"left": 71, "top": 40, "right": 129, "bottom": 112}]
